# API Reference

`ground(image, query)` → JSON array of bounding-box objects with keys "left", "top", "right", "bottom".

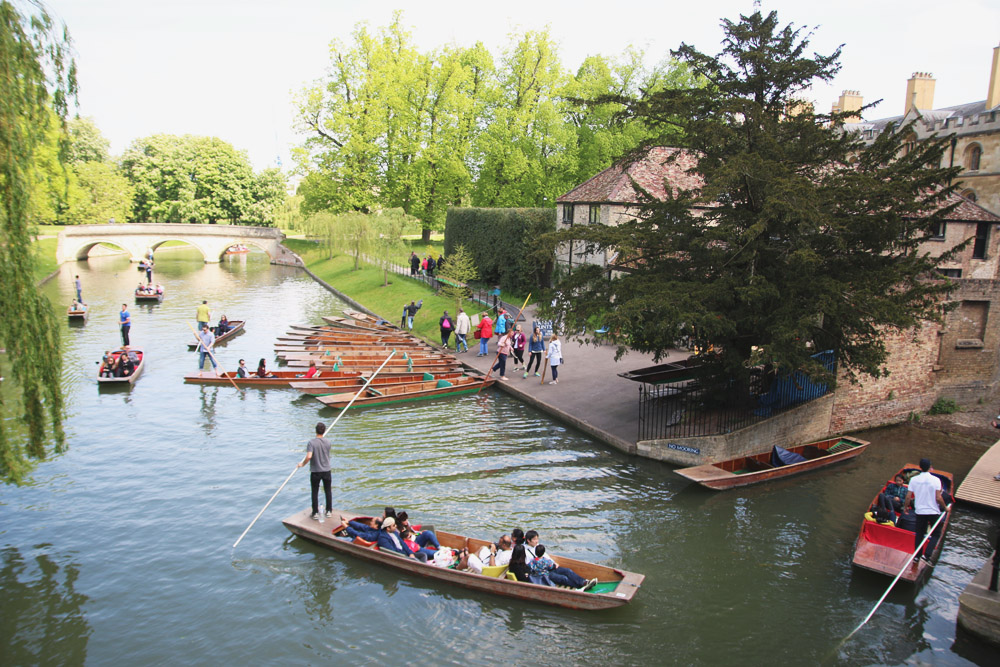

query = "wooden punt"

[
  {"left": 342, "top": 309, "right": 399, "bottom": 329},
  {"left": 183, "top": 369, "right": 366, "bottom": 387},
  {"left": 294, "top": 370, "right": 468, "bottom": 395},
  {"left": 187, "top": 320, "right": 245, "bottom": 349},
  {"left": 618, "top": 357, "right": 702, "bottom": 384},
  {"left": 282, "top": 327, "right": 417, "bottom": 342},
  {"left": 67, "top": 306, "right": 88, "bottom": 322},
  {"left": 316, "top": 375, "right": 493, "bottom": 409},
  {"left": 135, "top": 288, "right": 163, "bottom": 303},
  {"left": 674, "top": 435, "right": 870, "bottom": 490},
  {"left": 282, "top": 508, "right": 644, "bottom": 610},
  {"left": 285, "top": 356, "right": 461, "bottom": 371},
  {"left": 851, "top": 464, "right": 954, "bottom": 584},
  {"left": 322, "top": 314, "right": 399, "bottom": 331},
  {"left": 280, "top": 350, "right": 449, "bottom": 364},
  {"left": 97, "top": 348, "right": 144, "bottom": 385},
  {"left": 225, "top": 244, "right": 249, "bottom": 255}
]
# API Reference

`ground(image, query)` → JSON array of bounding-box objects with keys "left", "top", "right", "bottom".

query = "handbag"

[{"left": 474, "top": 329, "right": 481, "bottom": 339}]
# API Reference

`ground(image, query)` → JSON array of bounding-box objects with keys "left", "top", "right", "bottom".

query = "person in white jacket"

[
  {"left": 454, "top": 308, "right": 471, "bottom": 353},
  {"left": 545, "top": 334, "right": 562, "bottom": 385}
]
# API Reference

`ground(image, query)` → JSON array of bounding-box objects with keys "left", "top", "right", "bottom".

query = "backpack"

[{"left": 442, "top": 317, "right": 452, "bottom": 329}]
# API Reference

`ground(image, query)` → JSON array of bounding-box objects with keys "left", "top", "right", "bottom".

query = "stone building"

[{"left": 838, "top": 44, "right": 1000, "bottom": 216}]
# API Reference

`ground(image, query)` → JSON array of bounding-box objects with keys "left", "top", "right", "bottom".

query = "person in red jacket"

[{"left": 476, "top": 312, "right": 493, "bottom": 356}]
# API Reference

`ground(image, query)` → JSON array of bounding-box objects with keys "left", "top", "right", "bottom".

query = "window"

[
  {"left": 902, "top": 132, "right": 917, "bottom": 155},
  {"left": 561, "top": 204, "right": 574, "bottom": 226},
  {"left": 930, "top": 221, "right": 946, "bottom": 239},
  {"left": 936, "top": 268, "right": 962, "bottom": 278},
  {"left": 961, "top": 188, "right": 978, "bottom": 203},
  {"left": 589, "top": 205, "right": 600, "bottom": 224},
  {"left": 965, "top": 144, "right": 982, "bottom": 171},
  {"left": 973, "top": 222, "right": 990, "bottom": 260}
]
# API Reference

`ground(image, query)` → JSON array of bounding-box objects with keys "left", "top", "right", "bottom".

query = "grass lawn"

[{"left": 33, "top": 238, "right": 59, "bottom": 282}]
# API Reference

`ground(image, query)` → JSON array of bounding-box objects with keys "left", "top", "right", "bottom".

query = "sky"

[{"left": 42, "top": 0, "right": 1000, "bottom": 172}]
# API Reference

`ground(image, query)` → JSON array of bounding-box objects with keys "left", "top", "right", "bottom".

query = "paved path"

[{"left": 443, "top": 303, "right": 689, "bottom": 455}]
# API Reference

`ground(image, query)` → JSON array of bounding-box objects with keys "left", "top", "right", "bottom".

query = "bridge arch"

[
  {"left": 215, "top": 239, "right": 274, "bottom": 262},
  {"left": 69, "top": 240, "right": 130, "bottom": 261}
]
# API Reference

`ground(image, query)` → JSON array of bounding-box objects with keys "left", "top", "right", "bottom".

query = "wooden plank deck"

[{"left": 955, "top": 439, "right": 1000, "bottom": 510}]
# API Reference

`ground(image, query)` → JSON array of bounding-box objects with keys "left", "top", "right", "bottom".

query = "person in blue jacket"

[
  {"left": 376, "top": 517, "right": 427, "bottom": 561},
  {"left": 338, "top": 516, "right": 379, "bottom": 542}
]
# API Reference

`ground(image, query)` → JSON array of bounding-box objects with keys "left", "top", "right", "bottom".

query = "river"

[{"left": 1, "top": 248, "right": 997, "bottom": 665}]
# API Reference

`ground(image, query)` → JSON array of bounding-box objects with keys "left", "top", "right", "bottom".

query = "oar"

[
  {"left": 187, "top": 322, "right": 243, "bottom": 394},
  {"left": 840, "top": 506, "right": 952, "bottom": 644},
  {"left": 479, "top": 293, "right": 531, "bottom": 390},
  {"left": 540, "top": 357, "right": 548, "bottom": 384},
  {"left": 232, "top": 350, "right": 397, "bottom": 549}
]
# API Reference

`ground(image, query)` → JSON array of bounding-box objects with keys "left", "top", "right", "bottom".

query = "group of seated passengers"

[
  {"left": 135, "top": 283, "right": 163, "bottom": 295},
  {"left": 338, "top": 512, "right": 596, "bottom": 591},
  {"left": 99, "top": 347, "right": 139, "bottom": 377},
  {"left": 71, "top": 299, "right": 87, "bottom": 311},
  {"left": 868, "top": 471, "right": 952, "bottom": 530}
]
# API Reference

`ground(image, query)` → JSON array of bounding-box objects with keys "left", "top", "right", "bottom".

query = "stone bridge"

[{"left": 56, "top": 223, "right": 301, "bottom": 265}]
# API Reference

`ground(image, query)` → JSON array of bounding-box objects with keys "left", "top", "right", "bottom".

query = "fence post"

[{"left": 990, "top": 529, "right": 999, "bottom": 592}]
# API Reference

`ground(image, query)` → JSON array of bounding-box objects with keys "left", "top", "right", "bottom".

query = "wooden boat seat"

[
  {"left": 800, "top": 445, "right": 828, "bottom": 460},
  {"left": 744, "top": 458, "right": 775, "bottom": 472}
]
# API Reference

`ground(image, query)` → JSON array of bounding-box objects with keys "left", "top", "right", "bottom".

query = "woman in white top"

[{"left": 546, "top": 334, "right": 562, "bottom": 385}]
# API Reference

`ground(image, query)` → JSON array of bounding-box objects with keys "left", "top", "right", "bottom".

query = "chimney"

[
  {"left": 835, "top": 90, "right": 863, "bottom": 122},
  {"left": 905, "top": 72, "right": 936, "bottom": 114},
  {"left": 988, "top": 44, "right": 1000, "bottom": 110}
]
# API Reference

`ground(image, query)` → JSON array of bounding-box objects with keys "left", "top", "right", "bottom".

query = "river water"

[{"left": 1, "top": 248, "right": 998, "bottom": 665}]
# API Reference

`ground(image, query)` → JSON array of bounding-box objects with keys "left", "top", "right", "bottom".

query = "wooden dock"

[{"left": 955, "top": 439, "right": 1000, "bottom": 509}]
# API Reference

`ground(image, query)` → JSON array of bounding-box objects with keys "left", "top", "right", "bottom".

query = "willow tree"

[
  {"left": 546, "top": 9, "right": 960, "bottom": 386},
  {"left": 1, "top": 0, "right": 74, "bottom": 483}
]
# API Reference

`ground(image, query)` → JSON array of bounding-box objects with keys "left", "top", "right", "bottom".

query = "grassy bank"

[
  {"left": 288, "top": 239, "right": 483, "bottom": 344},
  {"left": 33, "top": 238, "right": 59, "bottom": 282}
]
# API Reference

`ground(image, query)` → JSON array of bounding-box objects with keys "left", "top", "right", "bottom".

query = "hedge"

[{"left": 444, "top": 207, "right": 555, "bottom": 293}]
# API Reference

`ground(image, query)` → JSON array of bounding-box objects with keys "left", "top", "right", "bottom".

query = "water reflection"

[{"left": 0, "top": 546, "right": 91, "bottom": 665}]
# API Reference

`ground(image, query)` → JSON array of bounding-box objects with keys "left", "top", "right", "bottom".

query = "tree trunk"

[{"left": 421, "top": 227, "right": 431, "bottom": 243}]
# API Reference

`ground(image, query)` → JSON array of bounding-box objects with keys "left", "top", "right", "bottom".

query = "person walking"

[
  {"left": 439, "top": 310, "right": 454, "bottom": 348},
  {"left": 74, "top": 275, "right": 83, "bottom": 302},
  {"left": 197, "top": 324, "right": 217, "bottom": 372},
  {"left": 545, "top": 333, "right": 563, "bottom": 385},
  {"left": 493, "top": 331, "right": 512, "bottom": 381},
  {"left": 525, "top": 326, "right": 544, "bottom": 377},
  {"left": 119, "top": 304, "right": 131, "bottom": 346},
  {"left": 511, "top": 324, "right": 526, "bottom": 372},
  {"left": 494, "top": 308, "right": 508, "bottom": 338},
  {"left": 454, "top": 307, "right": 470, "bottom": 353},
  {"left": 404, "top": 299, "right": 423, "bottom": 330},
  {"left": 409, "top": 251, "right": 419, "bottom": 276},
  {"left": 297, "top": 421, "right": 332, "bottom": 521},
  {"left": 904, "top": 458, "right": 949, "bottom": 562},
  {"left": 196, "top": 300, "right": 211, "bottom": 330},
  {"left": 476, "top": 312, "right": 493, "bottom": 356},
  {"left": 426, "top": 254, "right": 436, "bottom": 277}
]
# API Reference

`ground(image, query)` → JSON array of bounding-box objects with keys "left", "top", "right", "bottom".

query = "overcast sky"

[{"left": 44, "top": 0, "right": 1000, "bottom": 171}]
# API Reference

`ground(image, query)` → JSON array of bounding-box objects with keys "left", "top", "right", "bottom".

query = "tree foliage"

[
  {"left": 1, "top": 0, "right": 73, "bottom": 483},
  {"left": 438, "top": 244, "right": 478, "bottom": 310},
  {"left": 369, "top": 208, "right": 415, "bottom": 287},
  {"left": 546, "top": 9, "right": 960, "bottom": 385}
]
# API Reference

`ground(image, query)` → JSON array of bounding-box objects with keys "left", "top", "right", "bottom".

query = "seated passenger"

[
  {"left": 297, "top": 361, "right": 318, "bottom": 379},
  {"left": 896, "top": 507, "right": 918, "bottom": 532},
  {"left": 155, "top": 284, "right": 163, "bottom": 295},
  {"left": 338, "top": 516, "right": 379, "bottom": 542},
  {"left": 255, "top": 358, "right": 276, "bottom": 378},
  {"left": 216, "top": 316, "right": 229, "bottom": 337},
  {"left": 119, "top": 352, "right": 134, "bottom": 377},
  {"left": 508, "top": 544, "right": 530, "bottom": 582},
  {"left": 400, "top": 528, "right": 437, "bottom": 561},
  {"left": 465, "top": 534, "right": 515, "bottom": 574},
  {"left": 395, "top": 511, "right": 440, "bottom": 551},
  {"left": 100, "top": 351, "right": 114, "bottom": 377},
  {"left": 235, "top": 359, "right": 250, "bottom": 378},
  {"left": 524, "top": 531, "right": 596, "bottom": 590},
  {"left": 376, "top": 517, "right": 426, "bottom": 561},
  {"left": 883, "top": 474, "right": 908, "bottom": 511}
]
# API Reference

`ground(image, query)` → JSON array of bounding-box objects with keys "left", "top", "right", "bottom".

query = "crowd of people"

[
  {"left": 135, "top": 282, "right": 163, "bottom": 296},
  {"left": 409, "top": 251, "right": 445, "bottom": 278}
]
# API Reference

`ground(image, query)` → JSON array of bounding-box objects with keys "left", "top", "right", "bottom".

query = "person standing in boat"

[
  {"left": 904, "top": 458, "right": 948, "bottom": 562},
  {"left": 297, "top": 421, "right": 332, "bottom": 521},
  {"left": 74, "top": 274, "right": 83, "bottom": 302},
  {"left": 119, "top": 304, "right": 131, "bottom": 346},
  {"left": 196, "top": 300, "right": 211, "bottom": 331},
  {"left": 145, "top": 260, "right": 153, "bottom": 285},
  {"left": 197, "top": 324, "right": 217, "bottom": 372}
]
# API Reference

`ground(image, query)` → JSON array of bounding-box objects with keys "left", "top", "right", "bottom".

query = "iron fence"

[{"left": 636, "top": 352, "right": 835, "bottom": 440}]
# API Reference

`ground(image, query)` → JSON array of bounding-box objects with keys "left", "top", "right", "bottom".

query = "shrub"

[{"left": 927, "top": 398, "right": 959, "bottom": 415}]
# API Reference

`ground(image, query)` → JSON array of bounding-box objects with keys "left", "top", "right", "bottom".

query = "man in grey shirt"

[{"left": 297, "top": 422, "right": 332, "bottom": 520}]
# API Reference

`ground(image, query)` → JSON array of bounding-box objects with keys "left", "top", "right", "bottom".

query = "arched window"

[
  {"left": 965, "top": 143, "right": 982, "bottom": 171},
  {"left": 961, "top": 188, "right": 978, "bottom": 202},
  {"left": 903, "top": 132, "right": 917, "bottom": 155}
]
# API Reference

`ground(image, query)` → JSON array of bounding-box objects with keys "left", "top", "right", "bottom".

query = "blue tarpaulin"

[
  {"left": 771, "top": 445, "right": 808, "bottom": 467},
  {"left": 753, "top": 350, "right": 835, "bottom": 417}
]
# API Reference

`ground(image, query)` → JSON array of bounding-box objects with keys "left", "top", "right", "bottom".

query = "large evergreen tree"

[
  {"left": 1, "top": 0, "right": 72, "bottom": 483},
  {"left": 546, "top": 9, "right": 960, "bottom": 386}
]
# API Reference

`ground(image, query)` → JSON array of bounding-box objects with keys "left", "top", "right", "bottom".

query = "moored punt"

[
  {"left": 322, "top": 314, "right": 399, "bottom": 331},
  {"left": 341, "top": 309, "right": 399, "bottom": 329},
  {"left": 285, "top": 357, "right": 461, "bottom": 372},
  {"left": 135, "top": 287, "right": 163, "bottom": 303},
  {"left": 275, "top": 343, "right": 435, "bottom": 356},
  {"left": 279, "top": 350, "right": 449, "bottom": 364},
  {"left": 295, "top": 370, "right": 471, "bottom": 395},
  {"left": 283, "top": 326, "right": 417, "bottom": 341},
  {"left": 187, "top": 320, "right": 246, "bottom": 349},
  {"left": 851, "top": 464, "right": 954, "bottom": 584},
  {"left": 183, "top": 369, "right": 367, "bottom": 387},
  {"left": 68, "top": 306, "right": 88, "bottom": 322},
  {"left": 282, "top": 508, "right": 644, "bottom": 610},
  {"left": 674, "top": 435, "right": 870, "bottom": 490},
  {"left": 315, "top": 375, "right": 493, "bottom": 409},
  {"left": 97, "top": 348, "right": 144, "bottom": 385}
]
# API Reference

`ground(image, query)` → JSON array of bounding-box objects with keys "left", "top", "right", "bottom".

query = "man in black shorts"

[{"left": 297, "top": 422, "right": 332, "bottom": 520}]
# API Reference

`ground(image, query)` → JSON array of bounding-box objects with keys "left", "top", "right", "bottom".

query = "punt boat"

[
  {"left": 674, "top": 435, "right": 870, "bottom": 490},
  {"left": 294, "top": 370, "right": 467, "bottom": 395},
  {"left": 97, "top": 348, "right": 144, "bottom": 385},
  {"left": 135, "top": 287, "right": 163, "bottom": 303},
  {"left": 68, "top": 306, "right": 88, "bottom": 322},
  {"left": 315, "top": 375, "right": 493, "bottom": 409},
  {"left": 282, "top": 508, "right": 644, "bottom": 611},
  {"left": 851, "top": 464, "right": 954, "bottom": 584},
  {"left": 187, "top": 320, "right": 245, "bottom": 349}
]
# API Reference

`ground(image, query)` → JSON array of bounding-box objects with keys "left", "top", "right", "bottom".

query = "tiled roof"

[
  {"left": 557, "top": 146, "right": 703, "bottom": 204},
  {"left": 917, "top": 190, "right": 1000, "bottom": 223}
]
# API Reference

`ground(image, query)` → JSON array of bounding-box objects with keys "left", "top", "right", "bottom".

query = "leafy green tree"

[
  {"left": 369, "top": 208, "right": 414, "bottom": 286},
  {"left": 66, "top": 116, "right": 109, "bottom": 164},
  {"left": 303, "top": 210, "right": 339, "bottom": 259},
  {"left": 71, "top": 160, "right": 134, "bottom": 224},
  {"left": 547, "top": 9, "right": 959, "bottom": 386},
  {"left": 438, "top": 244, "right": 478, "bottom": 310},
  {"left": 1, "top": 0, "right": 73, "bottom": 483}
]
